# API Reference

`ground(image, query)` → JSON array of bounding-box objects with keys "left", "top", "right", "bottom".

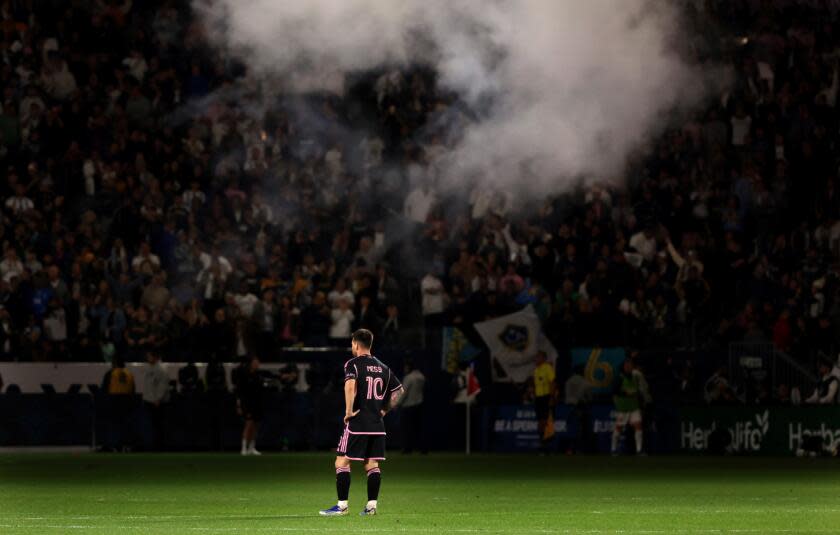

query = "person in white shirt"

[
  {"left": 251, "top": 191, "right": 274, "bottom": 225},
  {"left": 329, "top": 298, "right": 355, "bottom": 341},
  {"left": 233, "top": 282, "right": 259, "bottom": 318},
  {"left": 143, "top": 351, "right": 171, "bottom": 450},
  {"left": 0, "top": 249, "right": 24, "bottom": 283},
  {"left": 122, "top": 50, "right": 148, "bottom": 81},
  {"left": 396, "top": 360, "right": 427, "bottom": 454},
  {"left": 199, "top": 245, "right": 233, "bottom": 277},
  {"left": 730, "top": 105, "right": 752, "bottom": 147},
  {"left": 182, "top": 181, "right": 206, "bottom": 212},
  {"left": 421, "top": 271, "right": 447, "bottom": 351},
  {"left": 5, "top": 184, "right": 34, "bottom": 215},
  {"left": 404, "top": 183, "right": 436, "bottom": 224},
  {"left": 43, "top": 300, "right": 68, "bottom": 346},
  {"left": 132, "top": 242, "right": 161, "bottom": 273},
  {"left": 805, "top": 360, "right": 840, "bottom": 405},
  {"left": 328, "top": 279, "right": 355, "bottom": 308},
  {"left": 421, "top": 272, "right": 446, "bottom": 317},
  {"left": 629, "top": 228, "right": 657, "bottom": 264}
]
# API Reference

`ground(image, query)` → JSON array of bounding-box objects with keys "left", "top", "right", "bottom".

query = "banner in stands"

[
  {"left": 679, "top": 407, "right": 840, "bottom": 455},
  {"left": 485, "top": 405, "right": 590, "bottom": 452},
  {"left": 475, "top": 305, "right": 557, "bottom": 383},
  {"left": 571, "top": 347, "right": 626, "bottom": 394},
  {"left": 441, "top": 327, "right": 482, "bottom": 373}
]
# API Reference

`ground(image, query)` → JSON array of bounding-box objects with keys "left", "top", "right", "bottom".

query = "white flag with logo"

[{"left": 474, "top": 305, "right": 557, "bottom": 383}]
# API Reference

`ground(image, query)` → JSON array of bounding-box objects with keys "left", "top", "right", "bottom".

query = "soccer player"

[
  {"left": 234, "top": 356, "right": 264, "bottom": 456},
  {"left": 611, "top": 358, "right": 651, "bottom": 455},
  {"left": 320, "top": 329, "right": 403, "bottom": 517}
]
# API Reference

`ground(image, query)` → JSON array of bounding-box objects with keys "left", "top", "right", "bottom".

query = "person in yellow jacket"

[
  {"left": 101, "top": 357, "right": 136, "bottom": 452},
  {"left": 532, "top": 350, "right": 557, "bottom": 452}
]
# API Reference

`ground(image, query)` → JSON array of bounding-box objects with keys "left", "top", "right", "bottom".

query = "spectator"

[
  {"left": 421, "top": 270, "right": 447, "bottom": 350},
  {"left": 805, "top": 359, "right": 840, "bottom": 405},
  {"left": 329, "top": 298, "right": 355, "bottom": 344},
  {"left": 132, "top": 242, "right": 161, "bottom": 274},
  {"left": 234, "top": 282, "right": 259, "bottom": 319},
  {"left": 0, "top": 306, "right": 14, "bottom": 360},
  {"left": 251, "top": 290, "right": 277, "bottom": 360},
  {"left": 141, "top": 272, "right": 171, "bottom": 312},
  {"left": 328, "top": 278, "right": 355, "bottom": 308},
  {"left": 142, "top": 350, "right": 170, "bottom": 450},
  {"left": 277, "top": 295, "right": 300, "bottom": 347},
  {"left": 704, "top": 366, "right": 737, "bottom": 405},
  {"left": 178, "top": 360, "right": 202, "bottom": 394},
  {"left": 355, "top": 294, "right": 380, "bottom": 334},
  {"left": 397, "top": 360, "right": 426, "bottom": 454},
  {"left": 380, "top": 304, "right": 402, "bottom": 349},
  {"left": 0, "top": 249, "right": 24, "bottom": 283},
  {"left": 564, "top": 364, "right": 593, "bottom": 454},
  {"left": 5, "top": 184, "right": 34, "bottom": 215}
]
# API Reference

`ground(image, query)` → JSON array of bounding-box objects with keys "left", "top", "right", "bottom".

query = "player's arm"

[
  {"left": 381, "top": 385, "right": 405, "bottom": 416},
  {"left": 343, "top": 378, "right": 359, "bottom": 423}
]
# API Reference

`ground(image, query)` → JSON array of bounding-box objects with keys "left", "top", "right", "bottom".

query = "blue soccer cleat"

[
  {"left": 319, "top": 505, "right": 348, "bottom": 516},
  {"left": 359, "top": 506, "right": 377, "bottom": 516}
]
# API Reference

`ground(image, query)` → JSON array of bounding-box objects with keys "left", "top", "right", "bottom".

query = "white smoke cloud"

[{"left": 197, "top": 0, "right": 708, "bottom": 194}]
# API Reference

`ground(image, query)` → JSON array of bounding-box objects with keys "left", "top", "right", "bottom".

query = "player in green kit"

[{"left": 611, "top": 359, "right": 651, "bottom": 455}]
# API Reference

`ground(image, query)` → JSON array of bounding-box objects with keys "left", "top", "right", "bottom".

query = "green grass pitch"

[{"left": 1, "top": 453, "right": 839, "bottom": 534}]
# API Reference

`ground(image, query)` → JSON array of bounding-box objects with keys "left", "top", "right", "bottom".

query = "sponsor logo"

[
  {"left": 681, "top": 411, "right": 770, "bottom": 452},
  {"left": 493, "top": 410, "right": 568, "bottom": 434},
  {"left": 494, "top": 419, "right": 538, "bottom": 433},
  {"left": 789, "top": 423, "right": 840, "bottom": 451},
  {"left": 592, "top": 410, "right": 617, "bottom": 433},
  {"left": 498, "top": 324, "right": 529, "bottom": 351}
]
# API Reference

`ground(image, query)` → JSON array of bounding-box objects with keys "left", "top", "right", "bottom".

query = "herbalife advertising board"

[{"left": 680, "top": 407, "right": 840, "bottom": 455}]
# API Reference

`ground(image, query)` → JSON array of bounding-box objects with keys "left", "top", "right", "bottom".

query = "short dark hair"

[{"left": 352, "top": 329, "right": 374, "bottom": 349}]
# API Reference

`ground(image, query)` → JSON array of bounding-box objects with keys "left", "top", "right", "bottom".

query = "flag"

[
  {"left": 454, "top": 363, "right": 481, "bottom": 404},
  {"left": 467, "top": 362, "right": 481, "bottom": 397},
  {"left": 441, "top": 326, "right": 482, "bottom": 373},
  {"left": 474, "top": 305, "right": 557, "bottom": 383},
  {"left": 543, "top": 415, "right": 555, "bottom": 440}
]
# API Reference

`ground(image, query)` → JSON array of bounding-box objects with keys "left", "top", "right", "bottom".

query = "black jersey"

[{"left": 344, "top": 355, "right": 402, "bottom": 434}]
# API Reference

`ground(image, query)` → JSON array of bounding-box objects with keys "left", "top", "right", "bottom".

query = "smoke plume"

[{"left": 197, "top": 0, "right": 708, "bottom": 194}]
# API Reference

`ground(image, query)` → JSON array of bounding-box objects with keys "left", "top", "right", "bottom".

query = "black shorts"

[
  {"left": 535, "top": 396, "right": 551, "bottom": 421},
  {"left": 240, "top": 402, "right": 263, "bottom": 422},
  {"left": 336, "top": 426, "right": 386, "bottom": 461}
]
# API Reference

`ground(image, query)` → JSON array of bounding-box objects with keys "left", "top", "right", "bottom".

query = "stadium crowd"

[{"left": 0, "top": 0, "right": 838, "bottom": 407}]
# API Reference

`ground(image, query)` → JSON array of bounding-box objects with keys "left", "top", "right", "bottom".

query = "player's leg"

[
  {"left": 241, "top": 418, "right": 253, "bottom": 456},
  {"left": 246, "top": 404, "right": 263, "bottom": 455},
  {"left": 630, "top": 410, "right": 644, "bottom": 454},
  {"left": 249, "top": 419, "right": 261, "bottom": 455},
  {"left": 611, "top": 412, "right": 628, "bottom": 454},
  {"left": 360, "top": 435, "right": 386, "bottom": 516},
  {"left": 362, "top": 459, "right": 380, "bottom": 515},
  {"left": 321, "top": 428, "right": 352, "bottom": 516},
  {"left": 321, "top": 456, "right": 352, "bottom": 516},
  {"left": 335, "top": 456, "right": 352, "bottom": 509}
]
